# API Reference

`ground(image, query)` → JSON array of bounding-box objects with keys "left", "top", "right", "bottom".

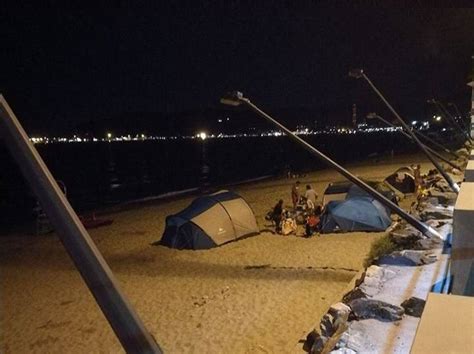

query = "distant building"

[
  {"left": 352, "top": 104, "right": 357, "bottom": 128},
  {"left": 468, "top": 55, "right": 474, "bottom": 138}
]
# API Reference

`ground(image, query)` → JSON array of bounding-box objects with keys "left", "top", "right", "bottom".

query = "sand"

[{"left": 0, "top": 155, "right": 431, "bottom": 353}]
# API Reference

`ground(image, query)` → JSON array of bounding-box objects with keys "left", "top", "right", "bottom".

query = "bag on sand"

[
  {"left": 307, "top": 215, "right": 319, "bottom": 227},
  {"left": 281, "top": 218, "right": 297, "bottom": 235}
]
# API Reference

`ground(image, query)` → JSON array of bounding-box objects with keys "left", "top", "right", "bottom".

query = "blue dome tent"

[
  {"left": 159, "top": 190, "right": 259, "bottom": 250},
  {"left": 319, "top": 196, "right": 392, "bottom": 233}
]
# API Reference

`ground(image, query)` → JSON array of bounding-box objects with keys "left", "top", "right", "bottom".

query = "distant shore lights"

[{"left": 28, "top": 126, "right": 409, "bottom": 145}]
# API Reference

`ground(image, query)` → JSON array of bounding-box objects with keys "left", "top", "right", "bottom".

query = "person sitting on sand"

[
  {"left": 271, "top": 199, "right": 284, "bottom": 234},
  {"left": 305, "top": 212, "right": 320, "bottom": 237},
  {"left": 281, "top": 217, "right": 297, "bottom": 236},
  {"left": 291, "top": 181, "right": 301, "bottom": 210}
]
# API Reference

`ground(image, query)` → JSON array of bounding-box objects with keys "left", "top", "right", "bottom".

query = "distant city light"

[
  {"left": 28, "top": 124, "right": 411, "bottom": 145},
  {"left": 435, "top": 116, "right": 442, "bottom": 121}
]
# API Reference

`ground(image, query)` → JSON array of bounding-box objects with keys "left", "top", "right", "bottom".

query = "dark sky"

[{"left": 1, "top": 3, "right": 474, "bottom": 134}]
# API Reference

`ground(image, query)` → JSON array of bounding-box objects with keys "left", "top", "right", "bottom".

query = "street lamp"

[
  {"left": 197, "top": 131, "right": 210, "bottom": 193},
  {"left": 0, "top": 96, "right": 162, "bottom": 353},
  {"left": 448, "top": 102, "right": 470, "bottom": 133},
  {"left": 366, "top": 113, "right": 460, "bottom": 170},
  {"left": 350, "top": 69, "right": 459, "bottom": 193},
  {"left": 220, "top": 91, "right": 442, "bottom": 239},
  {"left": 427, "top": 99, "right": 473, "bottom": 144}
]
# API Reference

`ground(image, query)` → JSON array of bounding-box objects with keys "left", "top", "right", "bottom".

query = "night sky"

[{"left": 2, "top": 3, "right": 474, "bottom": 134}]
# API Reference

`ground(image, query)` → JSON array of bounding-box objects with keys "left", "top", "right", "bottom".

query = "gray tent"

[
  {"left": 384, "top": 168, "right": 416, "bottom": 194},
  {"left": 159, "top": 190, "right": 259, "bottom": 249}
]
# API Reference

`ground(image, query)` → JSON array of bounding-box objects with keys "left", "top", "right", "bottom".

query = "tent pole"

[
  {"left": 220, "top": 91, "right": 442, "bottom": 239},
  {"left": 350, "top": 70, "right": 460, "bottom": 193},
  {"left": 0, "top": 95, "right": 162, "bottom": 354},
  {"left": 368, "top": 113, "right": 461, "bottom": 170}
]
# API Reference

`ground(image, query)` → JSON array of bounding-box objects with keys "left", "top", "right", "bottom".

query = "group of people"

[
  {"left": 268, "top": 164, "right": 430, "bottom": 237},
  {"left": 270, "top": 181, "right": 322, "bottom": 237},
  {"left": 291, "top": 181, "right": 318, "bottom": 210}
]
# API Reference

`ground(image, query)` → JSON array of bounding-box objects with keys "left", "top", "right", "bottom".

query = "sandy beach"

[{"left": 0, "top": 154, "right": 432, "bottom": 353}]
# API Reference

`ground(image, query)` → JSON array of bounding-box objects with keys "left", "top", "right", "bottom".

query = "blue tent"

[
  {"left": 319, "top": 196, "right": 392, "bottom": 233},
  {"left": 322, "top": 181, "right": 398, "bottom": 206},
  {"left": 159, "top": 190, "right": 259, "bottom": 250}
]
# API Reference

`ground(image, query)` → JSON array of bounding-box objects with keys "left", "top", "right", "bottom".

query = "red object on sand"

[{"left": 79, "top": 213, "right": 114, "bottom": 229}]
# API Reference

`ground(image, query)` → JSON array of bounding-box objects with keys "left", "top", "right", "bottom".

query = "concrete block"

[
  {"left": 411, "top": 293, "right": 474, "bottom": 354},
  {"left": 464, "top": 160, "right": 474, "bottom": 182},
  {"left": 452, "top": 182, "right": 474, "bottom": 295}
]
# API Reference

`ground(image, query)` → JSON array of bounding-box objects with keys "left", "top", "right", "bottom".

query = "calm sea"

[{"left": 0, "top": 132, "right": 427, "bottom": 230}]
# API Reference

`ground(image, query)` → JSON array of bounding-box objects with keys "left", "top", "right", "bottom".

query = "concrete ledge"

[
  {"left": 464, "top": 160, "right": 474, "bottom": 182},
  {"left": 411, "top": 293, "right": 474, "bottom": 353},
  {"left": 452, "top": 182, "right": 474, "bottom": 295}
]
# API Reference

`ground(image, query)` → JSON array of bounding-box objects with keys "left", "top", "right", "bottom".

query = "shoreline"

[
  {"left": 87, "top": 151, "right": 427, "bottom": 219},
  {"left": 1, "top": 151, "right": 426, "bottom": 237}
]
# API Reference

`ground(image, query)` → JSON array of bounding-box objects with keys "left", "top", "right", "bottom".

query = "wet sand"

[{"left": 0, "top": 154, "right": 431, "bottom": 353}]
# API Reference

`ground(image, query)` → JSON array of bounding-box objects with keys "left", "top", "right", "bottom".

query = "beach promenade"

[{"left": 1, "top": 154, "right": 431, "bottom": 353}]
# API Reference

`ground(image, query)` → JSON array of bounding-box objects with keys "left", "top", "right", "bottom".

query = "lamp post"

[
  {"left": 220, "top": 91, "right": 442, "bottom": 239},
  {"left": 410, "top": 120, "right": 460, "bottom": 159},
  {"left": 368, "top": 113, "right": 459, "bottom": 160},
  {"left": 366, "top": 113, "right": 461, "bottom": 170},
  {"left": 0, "top": 96, "right": 162, "bottom": 353},
  {"left": 428, "top": 99, "right": 473, "bottom": 144},
  {"left": 447, "top": 102, "right": 470, "bottom": 132},
  {"left": 349, "top": 69, "right": 459, "bottom": 193},
  {"left": 468, "top": 80, "right": 474, "bottom": 140},
  {"left": 198, "top": 131, "right": 210, "bottom": 193}
]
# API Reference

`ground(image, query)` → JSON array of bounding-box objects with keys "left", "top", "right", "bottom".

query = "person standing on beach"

[
  {"left": 304, "top": 184, "right": 318, "bottom": 211},
  {"left": 291, "top": 181, "right": 300, "bottom": 210},
  {"left": 413, "top": 164, "right": 424, "bottom": 198},
  {"left": 272, "top": 199, "right": 284, "bottom": 234}
]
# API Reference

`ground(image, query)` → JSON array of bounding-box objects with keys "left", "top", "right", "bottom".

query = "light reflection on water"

[{"left": 1, "top": 132, "right": 427, "bottom": 225}]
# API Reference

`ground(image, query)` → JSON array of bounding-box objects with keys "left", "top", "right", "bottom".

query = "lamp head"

[
  {"left": 366, "top": 112, "right": 378, "bottom": 120},
  {"left": 220, "top": 91, "right": 244, "bottom": 106},
  {"left": 348, "top": 69, "right": 364, "bottom": 79}
]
